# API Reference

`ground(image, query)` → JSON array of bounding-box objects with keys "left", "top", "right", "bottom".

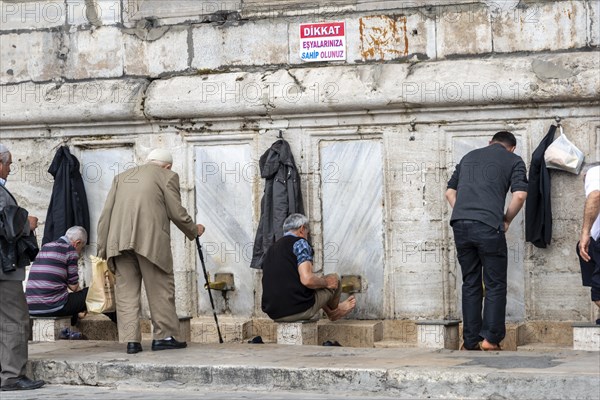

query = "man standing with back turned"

[
  {"left": 445, "top": 132, "right": 528, "bottom": 351},
  {"left": 97, "top": 149, "right": 205, "bottom": 354}
]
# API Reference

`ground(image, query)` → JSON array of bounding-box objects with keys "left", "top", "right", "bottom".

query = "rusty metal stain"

[
  {"left": 401, "top": 16, "right": 409, "bottom": 56},
  {"left": 359, "top": 15, "right": 409, "bottom": 61}
]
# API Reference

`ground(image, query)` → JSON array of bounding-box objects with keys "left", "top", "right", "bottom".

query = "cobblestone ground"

[{"left": 0, "top": 385, "right": 400, "bottom": 400}]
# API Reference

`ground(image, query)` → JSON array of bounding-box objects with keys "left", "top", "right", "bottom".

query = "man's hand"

[
  {"left": 197, "top": 224, "right": 206, "bottom": 237},
  {"left": 503, "top": 191, "right": 527, "bottom": 232},
  {"left": 324, "top": 274, "right": 339, "bottom": 290},
  {"left": 503, "top": 216, "right": 510, "bottom": 233},
  {"left": 579, "top": 233, "right": 592, "bottom": 262},
  {"left": 68, "top": 284, "right": 80, "bottom": 292},
  {"left": 28, "top": 216, "right": 38, "bottom": 231}
]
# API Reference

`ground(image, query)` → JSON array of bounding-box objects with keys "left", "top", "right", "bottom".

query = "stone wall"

[{"left": 1, "top": 0, "right": 599, "bottom": 324}]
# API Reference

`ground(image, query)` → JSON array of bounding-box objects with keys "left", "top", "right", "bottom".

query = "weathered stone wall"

[{"left": 1, "top": 0, "right": 599, "bottom": 324}]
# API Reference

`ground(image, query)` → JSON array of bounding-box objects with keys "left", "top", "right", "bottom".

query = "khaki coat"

[{"left": 97, "top": 164, "right": 197, "bottom": 273}]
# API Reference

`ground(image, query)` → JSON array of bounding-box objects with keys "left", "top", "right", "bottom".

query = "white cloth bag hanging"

[{"left": 544, "top": 125, "right": 584, "bottom": 175}]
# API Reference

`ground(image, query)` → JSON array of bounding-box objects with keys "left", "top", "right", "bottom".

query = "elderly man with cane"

[{"left": 97, "top": 149, "right": 205, "bottom": 354}]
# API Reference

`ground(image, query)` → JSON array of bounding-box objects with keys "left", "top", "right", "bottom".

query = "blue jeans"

[{"left": 452, "top": 220, "right": 508, "bottom": 348}]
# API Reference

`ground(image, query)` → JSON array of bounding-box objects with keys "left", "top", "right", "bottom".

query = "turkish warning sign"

[{"left": 300, "top": 21, "right": 346, "bottom": 62}]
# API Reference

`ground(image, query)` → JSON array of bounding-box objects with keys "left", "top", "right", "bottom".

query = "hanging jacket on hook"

[
  {"left": 250, "top": 139, "right": 304, "bottom": 269},
  {"left": 42, "top": 146, "right": 91, "bottom": 245},
  {"left": 525, "top": 125, "right": 556, "bottom": 248}
]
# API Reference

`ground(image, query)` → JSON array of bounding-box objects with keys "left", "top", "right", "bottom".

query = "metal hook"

[
  {"left": 409, "top": 120, "right": 417, "bottom": 132},
  {"left": 277, "top": 130, "right": 284, "bottom": 139},
  {"left": 409, "top": 120, "right": 416, "bottom": 141},
  {"left": 554, "top": 116, "right": 562, "bottom": 127}
]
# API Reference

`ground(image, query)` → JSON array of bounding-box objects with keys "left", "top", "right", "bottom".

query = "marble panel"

[
  {"left": 320, "top": 140, "right": 384, "bottom": 319},
  {"left": 78, "top": 147, "right": 135, "bottom": 286},
  {"left": 194, "top": 144, "right": 255, "bottom": 317}
]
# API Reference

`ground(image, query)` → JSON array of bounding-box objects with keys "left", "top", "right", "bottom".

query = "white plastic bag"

[{"left": 544, "top": 126, "right": 584, "bottom": 175}]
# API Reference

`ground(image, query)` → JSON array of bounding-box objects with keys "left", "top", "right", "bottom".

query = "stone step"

[
  {"left": 191, "top": 316, "right": 254, "bottom": 343},
  {"left": 517, "top": 343, "right": 572, "bottom": 352},
  {"left": 77, "top": 314, "right": 117, "bottom": 341},
  {"left": 373, "top": 340, "right": 415, "bottom": 349},
  {"left": 317, "top": 320, "right": 383, "bottom": 348}
]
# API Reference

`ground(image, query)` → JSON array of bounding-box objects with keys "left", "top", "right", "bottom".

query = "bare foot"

[
  {"left": 326, "top": 296, "right": 356, "bottom": 321},
  {"left": 78, "top": 312, "right": 88, "bottom": 320}
]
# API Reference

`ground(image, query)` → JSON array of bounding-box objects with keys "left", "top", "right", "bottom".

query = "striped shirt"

[{"left": 26, "top": 236, "right": 79, "bottom": 314}]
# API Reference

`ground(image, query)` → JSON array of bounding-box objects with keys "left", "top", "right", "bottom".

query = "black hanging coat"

[
  {"left": 250, "top": 139, "right": 304, "bottom": 269},
  {"left": 42, "top": 146, "right": 90, "bottom": 245},
  {"left": 525, "top": 125, "right": 556, "bottom": 248}
]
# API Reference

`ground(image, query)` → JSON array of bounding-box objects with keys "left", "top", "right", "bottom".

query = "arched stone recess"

[
  {"left": 306, "top": 128, "right": 387, "bottom": 320},
  {"left": 183, "top": 132, "right": 259, "bottom": 319}
]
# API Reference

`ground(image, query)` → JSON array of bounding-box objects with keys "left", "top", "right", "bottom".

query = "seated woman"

[{"left": 25, "top": 226, "right": 116, "bottom": 326}]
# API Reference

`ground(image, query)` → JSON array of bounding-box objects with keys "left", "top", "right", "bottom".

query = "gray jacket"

[{"left": 250, "top": 140, "right": 304, "bottom": 269}]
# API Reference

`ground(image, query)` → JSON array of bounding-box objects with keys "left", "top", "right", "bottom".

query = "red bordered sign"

[{"left": 300, "top": 21, "right": 346, "bottom": 62}]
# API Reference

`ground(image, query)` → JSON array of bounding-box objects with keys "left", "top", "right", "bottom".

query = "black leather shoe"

[
  {"left": 1, "top": 376, "right": 45, "bottom": 391},
  {"left": 151, "top": 337, "right": 187, "bottom": 351},
  {"left": 126, "top": 342, "right": 143, "bottom": 354}
]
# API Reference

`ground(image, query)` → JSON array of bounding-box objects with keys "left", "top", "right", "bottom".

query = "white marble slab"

[
  {"left": 194, "top": 144, "right": 255, "bottom": 317},
  {"left": 320, "top": 140, "right": 384, "bottom": 319}
]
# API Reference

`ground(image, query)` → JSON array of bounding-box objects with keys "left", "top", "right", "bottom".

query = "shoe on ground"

[
  {"left": 151, "top": 337, "right": 187, "bottom": 351},
  {"left": 248, "top": 336, "right": 264, "bottom": 344},
  {"left": 127, "top": 342, "right": 143, "bottom": 354},
  {"left": 59, "top": 327, "right": 71, "bottom": 340},
  {"left": 479, "top": 339, "right": 502, "bottom": 351},
  {"left": 1, "top": 376, "right": 45, "bottom": 391},
  {"left": 322, "top": 340, "right": 342, "bottom": 346}
]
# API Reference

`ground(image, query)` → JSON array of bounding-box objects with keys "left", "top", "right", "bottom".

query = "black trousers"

[
  {"left": 452, "top": 220, "right": 508, "bottom": 348},
  {"left": 589, "top": 237, "right": 600, "bottom": 301},
  {"left": 33, "top": 288, "right": 117, "bottom": 326}
]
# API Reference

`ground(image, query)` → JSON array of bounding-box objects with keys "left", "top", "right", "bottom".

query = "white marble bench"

[
  {"left": 30, "top": 316, "right": 76, "bottom": 342},
  {"left": 276, "top": 319, "right": 319, "bottom": 345},
  {"left": 572, "top": 323, "right": 600, "bottom": 351},
  {"left": 416, "top": 320, "right": 460, "bottom": 350}
]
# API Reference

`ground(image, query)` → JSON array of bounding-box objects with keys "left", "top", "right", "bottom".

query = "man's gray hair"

[
  {"left": 65, "top": 226, "right": 88, "bottom": 244},
  {"left": 283, "top": 213, "right": 309, "bottom": 233},
  {"left": 0, "top": 144, "right": 10, "bottom": 164}
]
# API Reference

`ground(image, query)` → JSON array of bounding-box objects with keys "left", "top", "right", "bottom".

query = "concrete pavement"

[{"left": 26, "top": 341, "right": 600, "bottom": 400}]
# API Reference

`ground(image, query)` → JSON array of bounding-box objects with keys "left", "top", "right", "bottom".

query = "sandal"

[{"left": 479, "top": 339, "right": 502, "bottom": 351}]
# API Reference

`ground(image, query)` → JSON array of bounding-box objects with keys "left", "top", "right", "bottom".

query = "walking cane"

[{"left": 195, "top": 236, "right": 224, "bottom": 344}]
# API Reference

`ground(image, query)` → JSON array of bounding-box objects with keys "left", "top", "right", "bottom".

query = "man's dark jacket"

[
  {"left": 0, "top": 187, "right": 38, "bottom": 275},
  {"left": 250, "top": 140, "right": 304, "bottom": 269},
  {"left": 525, "top": 125, "right": 556, "bottom": 248},
  {"left": 42, "top": 146, "right": 90, "bottom": 245}
]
